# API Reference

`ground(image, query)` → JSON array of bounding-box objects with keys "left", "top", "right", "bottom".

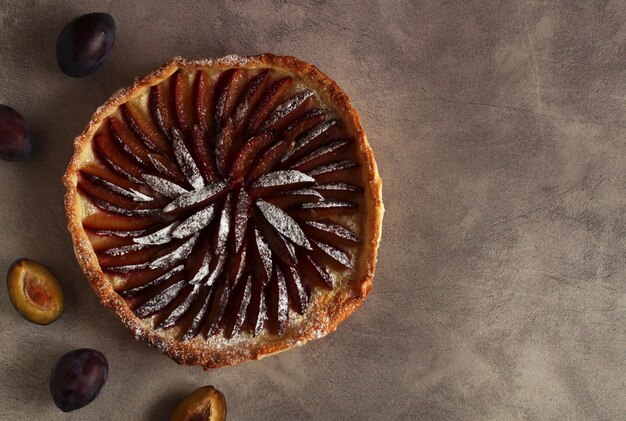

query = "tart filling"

[{"left": 64, "top": 55, "right": 382, "bottom": 368}]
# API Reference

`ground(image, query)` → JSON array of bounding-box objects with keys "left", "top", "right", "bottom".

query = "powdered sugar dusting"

[
  {"left": 136, "top": 279, "right": 187, "bottom": 317},
  {"left": 251, "top": 170, "right": 315, "bottom": 189},
  {"left": 172, "top": 127, "right": 204, "bottom": 189},
  {"left": 134, "top": 222, "right": 178, "bottom": 245},
  {"left": 256, "top": 199, "right": 311, "bottom": 250},
  {"left": 142, "top": 174, "right": 188, "bottom": 198},
  {"left": 262, "top": 90, "right": 314, "bottom": 130},
  {"left": 149, "top": 233, "right": 199, "bottom": 269},
  {"left": 172, "top": 204, "right": 216, "bottom": 239},
  {"left": 164, "top": 181, "right": 227, "bottom": 212}
]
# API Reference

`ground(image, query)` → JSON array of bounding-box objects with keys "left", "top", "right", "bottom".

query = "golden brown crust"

[{"left": 63, "top": 54, "right": 383, "bottom": 369}]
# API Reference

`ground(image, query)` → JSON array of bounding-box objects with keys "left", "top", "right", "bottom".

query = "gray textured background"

[{"left": 1, "top": 1, "right": 625, "bottom": 420}]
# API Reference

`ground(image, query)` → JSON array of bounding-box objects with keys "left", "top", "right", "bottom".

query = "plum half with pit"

[
  {"left": 0, "top": 105, "right": 32, "bottom": 161},
  {"left": 169, "top": 386, "right": 227, "bottom": 421},
  {"left": 50, "top": 349, "right": 109, "bottom": 412},
  {"left": 56, "top": 13, "right": 116, "bottom": 77},
  {"left": 6, "top": 258, "right": 64, "bottom": 325}
]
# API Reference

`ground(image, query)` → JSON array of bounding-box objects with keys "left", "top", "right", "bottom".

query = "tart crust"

[{"left": 63, "top": 54, "right": 383, "bottom": 369}]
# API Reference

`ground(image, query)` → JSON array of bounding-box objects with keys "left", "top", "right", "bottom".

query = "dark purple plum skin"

[
  {"left": 56, "top": 13, "right": 116, "bottom": 78},
  {"left": 0, "top": 105, "right": 32, "bottom": 161},
  {"left": 49, "top": 348, "right": 109, "bottom": 412}
]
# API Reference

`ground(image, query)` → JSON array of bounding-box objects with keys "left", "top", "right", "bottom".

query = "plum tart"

[{"left": 63, "top": 54, "right": 383, "bottom": 369}]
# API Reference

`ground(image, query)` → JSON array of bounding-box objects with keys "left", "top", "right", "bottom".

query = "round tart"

[{"left": 63, "top": 54, "right": 383, "bottom": 369}]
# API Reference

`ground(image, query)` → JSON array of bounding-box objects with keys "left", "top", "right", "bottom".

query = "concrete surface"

[{"left": 0, "top": 1, "right": 625, "bottom": 420}]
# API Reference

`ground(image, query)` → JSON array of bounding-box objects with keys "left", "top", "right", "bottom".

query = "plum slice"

[
  {"left": 307, "top": 160, "right": 358, "bottom": 178},
  {"left": 233, "top": 70, "right": 270, "bottom": 130},
  {"left": 92, "top": 131, "right": 145, "bottom": 184},
  {"left": 282, "top": 118, "right": 339, "bottom": 161},
  {"left": 282, "top": 108, "right": 329, "bottom": 143},
  {"left": 157, "top": 283, "right": 201, "bottom": 329},
  {"left": 256, "top": 199, "right": 311, "bottom": 249},
  {"left": 81, "top": 170, "right": 153, "bottom": 202},
  {"left": 250, "top": 170, "right": 315, "bottom": 197},
  {"left": 121, "top": 103, "right": 169, "bottom": 153},
  {"left": 195, "top": 70, "right": 213, "bottom": 131},
  {"left": 228, "top": 275, "right": 252, "bottom": 338},
  {"left": 312, "top": 240, "right": 352, "bottom": 268},
  {"left": 118, "top": 264, "right": 185, "bottom": 298},
  {"left": 251, "top": 228, "right": 272, "bottom": 285},
  {"left": 249, "top": 282, "right": 267, "bottom": 336},
  {"left": 229, "top": 131, "right": 276, "bottom": 182},
  {"left": 246, "top": 138, "right": 295, "bottom": 183},
  {"left": 269, "top": 267, "right": 289, "bottom": 335},
  {"left": 203, "top": 281, "right": 230, "bottom": 336},
  {"left": 135, "top": 277, "right": 187, "bottom": 318},
  {"left": 214, "top": 117, "right": 235, "bottom": 176},
  {"left": 214, "top": 68, "right": 245, "bottom": 128},
  {"left": 290, "top": 139, "right": 351, "bottom": 173},
  {"left": 261, "top": 90, "right": 315, "bottom": 132},
  {"left": 147, "top": 153, "right": 187, "bottom": 183},
  {"left": 172, "top": 127, "right": 204, "bottom": 189},
  {"left": 247, "top": 76, "right": 293, "bottom": 134},
  {"left": 303, "top": 220, "right": 359, "bottom": 243},
  {"left": 150, "top": 83, "right": 176, "bottom": 139},
  {"left": 232, "top": 188, "right": 251, "bottom": 253},
  {"left": 173, "top": 70, "right": 196, "bottom": 134},
  {"left": 182, "top": 286, "right": 214, "bottom": 340},
  {"left": 283, "top": 264, "right": 309, "bottom": 315},
  {"left": 164, "top": 181, "right": 227, "bottom": 213},
  {"left": 256, "top": 213, "right": 298, "bottom": 266},
  {"left": 108, "top": 117, "right": 151, "bottom": 167},
  {"left": 192, "top": 125, "right": 219, "bottom": 182}
]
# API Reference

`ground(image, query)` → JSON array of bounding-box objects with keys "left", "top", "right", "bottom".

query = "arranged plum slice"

[
  {"left": 192, "top": 125, "right": 219, "bottom": 182},
  {"left": 135, "top": 277, "right": 187, "bottom": 318},
  {"left": 250, "top": 170, "right": 315, "bottom": 197},
  {"left": 173, "top": 70, "right": 196, "bottom": 134},
  {"left": 229, "top": 131, "right": 276, "bottom": 182},
  {"left": 282, "top": 108, "right": 329, "bottom": 143},
  {"left": 92, "top": 131, "right": 145, "bottom": 184},
  {"left": 203, "top": 281, "right": 230, "bottom": 336},
  {"left": 157, "top": 283, "right": 201, "bottom": 329},
  {"left": 303, "top": 220, "right": 360, "bottom": 243},
  {"left": 247, "top": 77, "right": 293, "bottom": 134},
  {"left": 121, "top": 103, "right": 169, "bottom": 153},
  {"left": 246, "top": 138, "right": 295, "bottom": 182},
  {"left": 76, "top": 64, "right": 367, "bottom": 341},
  {"left": 262, "top": 90, "right": 315, "bottom": 132},
  {"left": 150, "top": 82, "right": 176, "bottom": 139},
  {"left": 281, "top": 119, "right": 340, "bottom": 164},
  {"left": 215, "top": 118, "right": 235, "bottom": 176},
  {"left": 249, "top": 282, "right": 267, "bottom": 336},
  {"left": 266, "top": 188, "right": 323, "bottom": 209},
  {"left": 269, "top": 267, "right": 289, "bottom": 335},
  {"left": 233, "top": 70, "right": 270, "bottom": 130},
  {"left": 194, "top": 70, "right": 214, "bottom": 131},
  {"left": 214, "top": 69, "right": 245, "bottom": 128},
  {"left": 251, "top": 228, "right": 273, "bottom": 285},
  {"left": 312, "top": 240, "right": 352, "bottom": 268},
  {"left": 290, "top": 139, "right": 351, "bottom": 173},
  {"left": 108, "top": 117, "right": 151, "bottom": 167},
  {"left": 283, "top": 265, "right": 309, "bottom": 315},
  {"left": 227, "top": 275, "right": 252, "bottom": 338}
]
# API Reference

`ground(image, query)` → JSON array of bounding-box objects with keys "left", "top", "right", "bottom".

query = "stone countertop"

[{"left": 0, "top": 1, "right": 624, "bottom": 420}]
